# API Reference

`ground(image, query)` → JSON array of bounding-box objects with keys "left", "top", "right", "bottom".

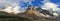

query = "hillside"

[
  {"left": 0, "top": 7, "right": 60, "bottom": 21},
  {"left": 0, "top": 11, "right": 60, "bottom": 21}
]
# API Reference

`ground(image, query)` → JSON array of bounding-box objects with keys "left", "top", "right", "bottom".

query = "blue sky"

[
  {"left": 0, "top": 0, "right": 60, "bottom": 14},
  {"left": 19, "top": 0, "right": 60, "bottom": 14},
  {"left": 51, "top": 0, "right": 60, "bottom": 8},
  {"left": 51, "top": 0, "right": 60, "bottom": 3},
  {"left": 0, "top": 0, "right": 60, "bottom": 9},
  {"left": 19, "top": 0, "right": 60, "bottom": 8},
  {"left": 19, "top": 0, "right": 43, "bottom": 7}
]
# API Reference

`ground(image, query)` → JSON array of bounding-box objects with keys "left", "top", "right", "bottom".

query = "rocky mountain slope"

[{"left": 0, "top": 6, "right": 60, "bottom": 21}]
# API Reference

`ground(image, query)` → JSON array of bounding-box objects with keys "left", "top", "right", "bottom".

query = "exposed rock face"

[
  {"left": 26, "top": 6, "right": 44, "bottom": 17},
  {"left": 26, "top": 6, "right": 58, "bottom": 18}
]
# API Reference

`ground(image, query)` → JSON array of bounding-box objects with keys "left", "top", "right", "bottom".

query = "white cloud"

[
  {"left": 42, "top": 3, "right": 60, "bottom": 11},
  {"left": 41, "top": 0, "right": 60, "bottom": 17},
  {"left": 41, "top": 0, "right": 60, "bottom": 11},
  {"left": 0, "top": 0, "right": 21, "bottom": 14},
  {"left": 0, "top": 0, "right": 35, "bottom": 7},
  {"left": 0, "top": 0, "right": 21, "bottom": 7},
  {"left": 0, "top": 0, "right": 35, "bottom": 11},
  {"left": 0, "top": 0, "right": 34, "bottom": 14}
]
